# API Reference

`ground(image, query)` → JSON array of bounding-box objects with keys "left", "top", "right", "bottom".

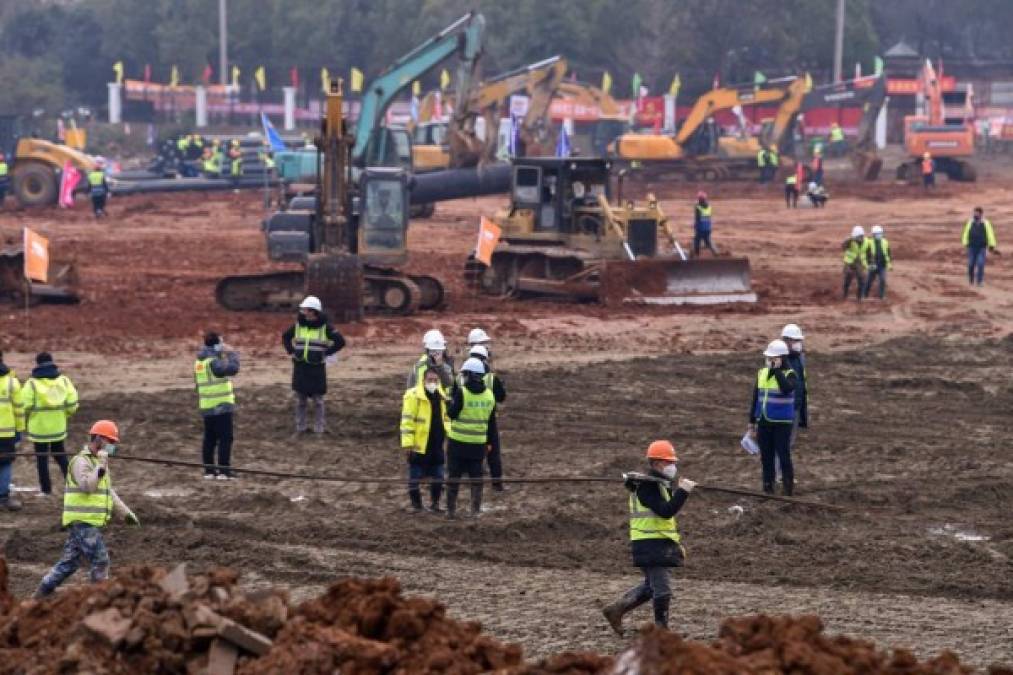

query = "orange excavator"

[{"left": 898, "top": 60, "right": 975, "bottom": 182}]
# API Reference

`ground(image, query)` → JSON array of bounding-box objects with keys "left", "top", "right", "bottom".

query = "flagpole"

[{"left": 23, "top": 278, "right": 30, "bottom": 340}]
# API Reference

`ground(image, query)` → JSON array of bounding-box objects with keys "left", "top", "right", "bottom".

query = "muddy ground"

[{"left": 1, "top": 157, "right": 1012, "bottom": 667}]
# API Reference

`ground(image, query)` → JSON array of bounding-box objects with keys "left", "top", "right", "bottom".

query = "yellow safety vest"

[
  {"left": 62, "top": 450, "right": 113, "bottom": 528},
  {"left": 830, "top": 125, "right": 845, "bottom": 142},
  {"left": 843, "top": 239, "right": 868, "bottom": 267},
  {"left": 629, "top": 482, "right": 681, "bottom": 543},
  {"left": 0, "top": 161, "right": 8, "bottom": 177},
  {"left": 21, "top": 375, "right": 78, "bottom": 443},
  {"left": 292, "top": 324, "right": 331, "bottom": 363},
  {"left": 400, "top": 383, "right": 449, "bottom": 454},
  {"left": 194, "top": 358, "right": 236, "bottom": 411},
  {"left": 785, "top": 175, "right": 797, "bottom": 185},
  {"left": 447, "top": 386, "right": 495, "bottom": 444},
  {"left": 0, "top": 372, "right": 25, "bottom": 438},
  {"left": 87, "top": 170, "right": 105, "bottom": 187},
  {"left": 203, "top": 155, "right": 220, "bottom": 173},
  {"left": 754, "top": 367, "right": 796, "bottom": 423}
]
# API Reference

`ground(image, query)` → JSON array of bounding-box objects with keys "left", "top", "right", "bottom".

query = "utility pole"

[
  {"left": 833, "top": 0, "right": 845, "bottom": 83},
  {"left": 219, "top": 0, "right": 228, "bottom": 86}
]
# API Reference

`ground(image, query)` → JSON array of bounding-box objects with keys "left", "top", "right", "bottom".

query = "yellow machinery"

[
  {"left": 0, "top": 115, "right": 96, "bottom": 207},
  {"left": 466, "top": 157, "right": 755, "bottom": 305},
  {"left": 609, "top": 77, "right": 807, "bottom": 180}
]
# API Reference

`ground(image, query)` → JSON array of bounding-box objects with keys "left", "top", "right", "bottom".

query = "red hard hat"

[
  {"left": 646, "top": 440, "right": 677, "bottom": 462},
  {"left": 89, "top": 420, "right": 120, "bottom": 443},
  {"left": 696, "top": 191, "right": 707, "bottom": 200}
]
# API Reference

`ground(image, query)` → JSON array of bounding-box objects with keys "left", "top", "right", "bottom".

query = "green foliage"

[{"left": 0, "top": 56, "right": 64, "bottom": 116}]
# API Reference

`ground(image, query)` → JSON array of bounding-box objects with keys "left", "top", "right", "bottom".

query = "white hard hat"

[
  {"left": 460, "top": 357, "right": 486, "bottom": 374},
  {"left": 469, "top": 344, "right": 489, "bottom": 359},
  {"left": 807, "top": 181, "right": 818, "bottom": 190},
  {"left": 299, "top": 295, "right": 322, "bottom": 311},
  {"left": 468, "top": 328, "right": 491, "bottom": 345},
  {"left": 763, "top": 339, "right": 790, "bottom": 358},
  {"left": 422, "top": 329, "right": 446, "bottom": 351},
  {"left": 781, "top": 323, "right": 804, "bottom": 341},
  {"left": 851, "top": 225, "right": 865, "bottom": 238},
  {"left": 871, "top": 224, "right": 884, "bottom": 236}
]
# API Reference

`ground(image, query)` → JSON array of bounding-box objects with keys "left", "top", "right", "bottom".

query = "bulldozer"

[
  {"left": 0, "top": 115, "right": 97, "bottom": 207},
  {"left": 466, "top": 157, "right": 755, "bottom": 305},
  {"left": 215, "top": 80, "right": 441, "bottom": 320}
]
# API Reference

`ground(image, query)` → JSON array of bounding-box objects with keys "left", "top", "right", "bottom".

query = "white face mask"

[
  {"left": 660, "top": 464, "right": 677, "bottom": 480},
  {"left": 791, "top": 341, "right": 802, "bottom": 353},
  {"left": 424, "top": 382, "right": 439, "bottom": 394}
]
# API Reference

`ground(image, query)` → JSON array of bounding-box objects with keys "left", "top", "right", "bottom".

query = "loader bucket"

[
  {"left": 599, "top": 257, "right": 756, "bottom": 306},
  {"left": 0, "top": 248, "right": 80, "bottom": 304}
]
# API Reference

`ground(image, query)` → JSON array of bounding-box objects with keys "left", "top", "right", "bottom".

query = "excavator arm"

[
  {"left": 761, "top": 76, "right": 810, "bottom": 151},
  {"left": 352, "top": 11, "right": 485, "bottom": 165},
  {"left": 674, "top": 80, "right": 799, "bottom": 146}
]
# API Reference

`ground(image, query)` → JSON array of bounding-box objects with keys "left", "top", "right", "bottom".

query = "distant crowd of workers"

[{"left": 158, "top": 133, "right": 275, "bottom": 181}]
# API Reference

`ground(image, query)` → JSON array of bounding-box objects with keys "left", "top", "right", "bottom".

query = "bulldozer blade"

[
  {"left": 599, "top": 258, "right": 756, "bottom": 306},
  {"left": 0, "top": 248, "right": 79, "bottom": 304}
]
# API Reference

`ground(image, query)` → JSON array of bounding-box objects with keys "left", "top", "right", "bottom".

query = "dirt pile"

[{"left": 611, "top": 615, "right": 1005, "bottom": 675}]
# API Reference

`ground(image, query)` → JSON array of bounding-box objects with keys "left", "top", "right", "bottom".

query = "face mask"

[
  {"left": 660, "top": 464, "right": 677, "bottom": 480},
  {"left": 424, "top": 382, "right": 438, "bottom": 394},
  {"left": 103, "top": 442, "right": 117, "bottom": 456},
  {"left": 791, "top": 342, "right": 802, "bottom": 353},
  {"left": 765, "top": 357, "right": 773, "bottom": 368}
]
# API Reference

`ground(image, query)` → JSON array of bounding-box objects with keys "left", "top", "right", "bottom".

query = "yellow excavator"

[
  {"left": 465, "top": 157, "right": 755, "bottom": 305},
  {"left": 412, "top": 55, "right": 568, "bottom": 171},
  {"left": 553, "top": 81, "right": 630, "bottom": 155},
  {"left": 609, "top": 76, "right": 808, "bottom": 180},
  {"left": 0, "top": 115, "right": 97, "bottom": 206}
]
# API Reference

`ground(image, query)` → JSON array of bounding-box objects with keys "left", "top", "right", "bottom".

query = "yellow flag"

[
  {"left": 669, "top": 73, "right": 681, "bottom": 97},
  {"left": 440, "top": 69, "right": 451, "bottom": 91},
  {"left": 112, "top": 61, "right": 124, "bottom": 85},
  {"left": 412, "top": 80, "right": 421, "bottom": 96},
  {"left": 601, "top": 71, "right": 612, "bottom": 95},
  {"left": 231, "top": 65, "right": 240, "bottom": 89},
  {"left": 169, "top": 65, "right": 180, "bottom": 88},
  {"left": 350, "top": 67, "right": 364, "bottom": 93},
  {"left": 804, "top": 72, "right": 814, "bottom": 92},
  {"left": 321, "top": 67, "right": 330, "bottom": 93},
  {"left": 254, "top": 66, "right": 266, "bottom": 91},
  {"left": 23, "top": 228, "right": 49, "bottom": 284}
]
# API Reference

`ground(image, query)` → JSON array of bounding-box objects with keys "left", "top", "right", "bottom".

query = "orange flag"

[
  {"left": 475, "top": 216, "right": 501, "bottom": 266},
  {"left": 23, "top": 228, "right": 49, "bottom": 283}
]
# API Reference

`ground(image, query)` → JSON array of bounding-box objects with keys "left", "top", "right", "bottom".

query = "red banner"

[{"left": 887, "top": 76, "right": 956, "bottom": 95}]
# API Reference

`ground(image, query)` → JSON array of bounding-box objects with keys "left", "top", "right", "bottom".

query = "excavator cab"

[{"left": 357, "top": 168, "right": 410, "bottom": 263}]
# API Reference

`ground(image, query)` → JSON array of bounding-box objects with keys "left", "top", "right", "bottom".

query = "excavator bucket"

[
  {"left": 851, "top": 149, "right": 883, "bottom": 181},
  {"left": 0, "top": 247, "right": 79, "bottom": 304},
  {"left": 598, "top": 257, "right": 756, "bottom": 306}
]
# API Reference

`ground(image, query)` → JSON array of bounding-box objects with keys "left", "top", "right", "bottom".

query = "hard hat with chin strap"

[
  {"left": 469, "top": 344, "right": 489, "bottom": 359},
  {"left": 781, "top": 323, "right": 804, "bottom": 341},
  {"left": 871, "top": 224, "right": 884, "bottom": 236},
  {"left": 460, "top": 357, "right": 485, "bottom": 374}
]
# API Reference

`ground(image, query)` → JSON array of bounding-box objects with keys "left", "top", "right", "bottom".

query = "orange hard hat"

[
  {"left": 646, "top": 440, "right": 677, "bottom": 462},
  {"left": 89, "top": 420, "right": 120, "bottom": 443}
]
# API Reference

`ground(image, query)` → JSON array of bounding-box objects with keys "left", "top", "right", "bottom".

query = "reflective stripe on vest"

[
  {"left": 0, "top": 375, "right": 16, "bottom": 437},
  {"left": 0, "top": 162, "right": 8, "bottom": 177},
  {"left": 843, "top": 239, "right": 864, "bottom": 265},
  {"left": 25, "top": 377, "right": 74, "bottom": 442},
  {"left": 754, "top": 367, "right": 796, "bottom": 423},
  {"left": 293, "top": 325, "right": 329, "bottom": 362},
  {"left": 194, "top": 358, "right": 235, "bottom": 410},
  {"left": 62, "top": 451, "right": 113, "bottom": 528},
  {"left": 629, "top": 483, "right": 681, "bottom": 543},
  {"left": 448, "top": 387, "right": 495, "bottom": 444}
]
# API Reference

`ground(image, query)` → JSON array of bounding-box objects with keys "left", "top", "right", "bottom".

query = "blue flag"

[
  {"left": 260, "top": 112, "right": 286, "bottom": 152},
  {"left": 555, "top": 122, "right": 571, "bottom": 158}
]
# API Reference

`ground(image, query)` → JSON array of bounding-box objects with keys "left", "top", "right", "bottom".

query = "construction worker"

[
  {"left": 195, "top": 332, "right": 240, "bottom": 479},
  {"left": 767, "top": 146, "right": 780, "bottom": 177},
  {"left": 780, "top": 324, "right": 808, "bottom": 449},
  {"left": 0, "top": 151, "right": 9, "bottom": 207},
  {"left": 400, "top": 367, "right": 448, "bottom": 513},
  {"left": 282, "top": 296, "right": 345, "bottom": 435},
  {"left": 806, "top": 181, "right": 828, "bottom": 208},
  {"left": 863, "top": 225, "right": 893, "bottom": 299},
  {"left": 33, "top": 420, "right": 139, "bottom": 598},
  {"left": 408, "top": 329, "right": 455, "bottom": 390},
  {"left": 784, "top": 169, "right": 799, "bottom": 208},
  {"left": 602, "top": 440, "right": 694, "bottom": 634},
  {"left": 810, "top": 148, "right": 824, "bottom": 185},
  {"left": 19, "top": 353, "right": 78, "bottom": 496},
  {"left": 228, "top": 139, "right": 243, "bottom": 179},
  {"left": 829, "top": 122, "right": 846, "bottom": 156},
  {"left": 445, "top": 357, "right": 495, "bottom": 519},
  {"left": 0, "top": 351, "right": 24, "bottom": 511},
  {"left": 201, "top": 146, "right": 221, "bottom": 178},
  {"left": 468, "top": 343, "right": 507, "bottom": 491},
  {"left": 841, "top": 225, "right": 869, "bottom": 301},
  {"left": 259, "top": 149, "right": 276, "bottom": 175},
  {"left": 962, "top": 207, "right": 997, "bottom": 287},
  {"left": 692, "top": 191, "right": 717, "bottom": 257},
  {"left": 87, "top": 159, "right": 109, "bottom": 218},
  {"left": 756, "top": 147, "right": 769, "bottom": 183},
  {"left": 921, "top": 151, "right": 935, "bottom": 189},
  {"left": 748, "top": 340, "right": 798, "bottom": 495}
]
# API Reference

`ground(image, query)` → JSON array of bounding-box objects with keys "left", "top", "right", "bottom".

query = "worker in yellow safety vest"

[
  {"left": 0, "top": 350, "right": 25, "bottom": 510},
  {"left": 202, "top": 147, "right": 221, "bottom": 177},
  {"left": 228, "top": 139, "right": 243, "bottom": 179},
  {"left": 445, "top": 358, "right": 495, "bottom": 519},
  {"left": 34, "top": 420, "right": 139, "bottom": 598},
  {"left": 841, "top": 225, "right": 870, "bottom": 301},
  {"left": 602, "top": 440, "right": 695, "bottom": 635},
  {"left": 282, "top": 296, "right": 345, "bottom": 435},
  {"left": 195, "top": 332, "right": 240, "bottom": 479},
  {"left": 19, "top": 352, "right": 78, "bottom": 496}
]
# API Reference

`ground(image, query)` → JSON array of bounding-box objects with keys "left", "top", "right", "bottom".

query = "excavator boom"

[{"left": 673, "top": 78, "right": 799, "bottom": 146}]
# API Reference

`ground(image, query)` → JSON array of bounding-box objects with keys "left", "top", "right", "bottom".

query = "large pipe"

[
  {"left": 409, "top": 164, "right": 511, "bottom": 205},
  {"left": 110, "top": 176, "right": 278, "bottom": 196}
]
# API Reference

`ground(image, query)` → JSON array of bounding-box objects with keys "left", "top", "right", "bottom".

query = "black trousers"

[
  {"left": 693, "top": 231, "right": 717, "bottom": 257},
  {"left": 91, "top": 193, "right": 107, "bottom": 215},
  {"left": 446, "top": 451, "right": 484, "bottom": 514},
  {"left": 202, "top": 412, "right": 234, "bottom": 476},
  {"left": 785, "top": 185, "right": 798, "bottom": 207},
  {"left": 485, "top": 413, "right": 504, "bottom": 488},
  {"left": 35, "top": 441, "right": 68, "bottom": 494},
  {"left": 758, "top": 422, "right": 793, "bottom": 492}
]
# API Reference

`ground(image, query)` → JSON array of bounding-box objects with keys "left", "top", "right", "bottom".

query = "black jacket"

[
  {"left": 282, "top": 313, "right": 345, "bottom": 396},
  {"left": 749, "top": 365, "right": 798, "bottom": 426},
  {"left": 30, "top": 362, "right": 61, "bottom": 380},
  {"left": 447, "top": 377, "right": 493, "bottom": 461},
  {"left": 785, "top": 352, "right": 808, "bottom": 427},
  {"left": 629, "top": 469, "right": 689, "bottom": 568}
]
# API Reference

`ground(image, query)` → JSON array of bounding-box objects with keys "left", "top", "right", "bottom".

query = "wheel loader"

[
  {"left": 465, "top": 157, "right": 755, "bottom": 305},
  {"left": 0, "top": 115, "right": 97, "bottom": 207}
]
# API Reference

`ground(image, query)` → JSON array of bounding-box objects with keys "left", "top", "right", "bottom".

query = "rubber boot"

[
  {"left": 602, "top": 587, "right": 650, "bottom": 637},
  {"left": 470, "top": 487, "right": 483, "bottom": 518},
  {"left": 762, "top": 481, "right": 775, "bottom": 495},
  {"left": 783, "top": 476, "right": 794, "bottom": 497},
  {"left": 652, "top": 596, "right": 670, "bottom": 629},
  {"left": 409, "top": 489, "right": 423, "bottom": 513}
]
